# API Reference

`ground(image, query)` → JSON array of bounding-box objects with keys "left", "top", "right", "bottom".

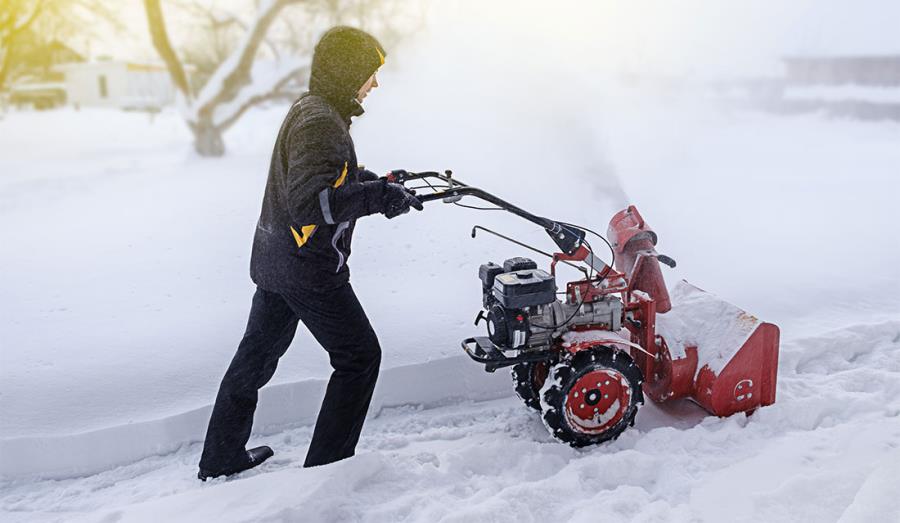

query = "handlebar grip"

[{"left": 416, "top": 191, "right": 454, "bottom": 203}]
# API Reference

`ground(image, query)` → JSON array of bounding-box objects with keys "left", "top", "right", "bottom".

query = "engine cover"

[
  {"left": 503, "top": 257, "right": 538, "bottom": 272},
  {"left": 492, "top": 269, "right": 557, "bottom": 309}
]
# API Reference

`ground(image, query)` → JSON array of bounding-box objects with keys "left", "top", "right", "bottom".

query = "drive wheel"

[
  {"left": 540, "top": 348, "right": 643, "bottom": 447},
  {"left": 511, "top": 361, "right": 549, "bottom": 411}
]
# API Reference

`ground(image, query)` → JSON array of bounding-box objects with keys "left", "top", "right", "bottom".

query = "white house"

[{"left": 55, "top": 61, "right": 176, "bottom": 110}]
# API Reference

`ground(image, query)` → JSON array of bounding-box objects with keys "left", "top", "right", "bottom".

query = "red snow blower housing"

[{"left": 389, "top": 170, "right": 780, "bottom": 446}]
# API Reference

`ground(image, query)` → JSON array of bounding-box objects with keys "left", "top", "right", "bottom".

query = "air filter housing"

[{"left": 492, "top": 269, "right": 557, "bottom": 309}]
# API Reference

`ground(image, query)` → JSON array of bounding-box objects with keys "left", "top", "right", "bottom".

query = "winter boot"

[{"left": 197, "top": 446, "right": 274, "bottom": 481}]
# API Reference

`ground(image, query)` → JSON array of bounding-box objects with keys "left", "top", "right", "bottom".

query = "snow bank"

[{"left": 0, "top": 355, "right": 508, "bottom": 480}]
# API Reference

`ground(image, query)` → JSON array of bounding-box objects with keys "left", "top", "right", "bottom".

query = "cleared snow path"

[{"left": 2, "top": 320, "right": 898, "bottom": 523}]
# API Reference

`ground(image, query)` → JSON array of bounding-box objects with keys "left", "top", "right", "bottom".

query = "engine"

[{"left": 478, "top": 257, "right": 623, "bottom": 351}]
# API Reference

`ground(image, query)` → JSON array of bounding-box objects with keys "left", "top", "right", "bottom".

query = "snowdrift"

[{"left": 0, "top": 356, "right": 508, "bottom": 480}]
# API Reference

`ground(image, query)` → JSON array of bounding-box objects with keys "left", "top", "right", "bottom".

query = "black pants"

[{"left": 199, "top": 282, "right": 381, "bottom": 471}]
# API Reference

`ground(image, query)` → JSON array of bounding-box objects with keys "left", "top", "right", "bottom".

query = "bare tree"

[
  {"left": 143, "top": 0, "right": 312, "bottom": 156},
  {"left": 176, "top": 1, "right": 281, "bottom": 73},
  {"left": 143, "top": 0, "right": 421, "bottom": 157},
  {"left": 0, "top": 0, "right": 45, "bottom": 88}
]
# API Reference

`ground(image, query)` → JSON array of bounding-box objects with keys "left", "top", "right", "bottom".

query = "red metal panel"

[{"left": 691, "top": 323, "right": 780, "bottom": 416}]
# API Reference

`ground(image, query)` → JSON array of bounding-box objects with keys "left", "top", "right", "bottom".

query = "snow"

[
  {"left": 655, "top": 280, "right": 761, "bottom": 375},
  {"left": 1, "top": 320, "right": 898, "bottom": 522},
  {"left": 0, "top": 355, "right": 510, "bottom": 479},
  {"left": 2, "top": 0, "right": 900, "bottom": 520},
  {"left": 838, "top": 449, "right": 900, "bottom": 522}
]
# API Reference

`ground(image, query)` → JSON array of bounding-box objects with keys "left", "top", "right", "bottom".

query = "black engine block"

[{"left": 478, "top": 257, "right": 623, "bottom": 350}]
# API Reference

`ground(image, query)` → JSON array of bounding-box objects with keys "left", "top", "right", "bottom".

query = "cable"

[
  {"left": 526, "top": 220, "right": 617, "bottom": 332},
  {"left": 529, "top": 236, "right": 595, "bottom": 332},
  {"left": 559, "top": 221, "right": 616, "bottom": 283},
  {"left": 529, "top": 223, "right": 617, "bottom": 332},
  {"left": 452, "top": 202, "right": 506, "bottom": 211}
]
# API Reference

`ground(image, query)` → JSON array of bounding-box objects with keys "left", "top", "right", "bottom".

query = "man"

[{"left": 198, "top": 26, "right": 422, "bottom": 481}]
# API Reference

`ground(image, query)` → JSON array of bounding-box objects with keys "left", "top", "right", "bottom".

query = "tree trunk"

[
  {"left": 143, "top": 0, "right": 192, "bottom": 98},
  {"left": 192, "top": 121, "right": 225, "bottom": 157},
  {"left": 0, "top": 32, "right": 17, "bottom": 90},
  {"left": 0, "top": 51, "right": 8, "bottom": 91}
]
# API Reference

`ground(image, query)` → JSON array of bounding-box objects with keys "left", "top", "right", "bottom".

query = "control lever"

[{"left": 657, "top": 254, "right": 677, "bottom": 268}]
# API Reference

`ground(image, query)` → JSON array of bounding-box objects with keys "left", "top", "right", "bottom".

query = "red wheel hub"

[{"left": 564, "top": 368, "right": 632, "bottom": 434}]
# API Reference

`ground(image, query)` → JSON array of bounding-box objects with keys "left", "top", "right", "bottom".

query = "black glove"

[
  {"left": 382, "top": 182, "right": 423, "bottom": 219},
  {"left": 358, "top": 168, "right": 380, "bottom": 183}
]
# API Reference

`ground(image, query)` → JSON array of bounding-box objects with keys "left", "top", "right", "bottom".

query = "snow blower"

[{"left": 389, "top": 170, "right": 780, "bottom": 446}]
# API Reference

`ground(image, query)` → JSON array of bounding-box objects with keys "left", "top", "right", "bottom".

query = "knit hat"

[{"left": 309, "top": 26, "right": 386, "bottom": 119}]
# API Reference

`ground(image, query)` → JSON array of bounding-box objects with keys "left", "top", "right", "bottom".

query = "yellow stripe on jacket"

[{"left": 333, "top": 161, "right": 348, "bottom": 188}]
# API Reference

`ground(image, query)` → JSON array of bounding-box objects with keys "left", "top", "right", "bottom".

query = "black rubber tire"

[
  {"left": 540, "top": 348, "right": 644, "bottom": 447},
  {"left": 511, "top": 361, "right": 549, "bottom": 411}
]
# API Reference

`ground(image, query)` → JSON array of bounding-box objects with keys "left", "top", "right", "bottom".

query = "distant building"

[
  {"left": 55, "top": 61, "right": 176, "bottom": 110},
  {"left": 7, "top": 38, "right": 178, "bottom": 111}
]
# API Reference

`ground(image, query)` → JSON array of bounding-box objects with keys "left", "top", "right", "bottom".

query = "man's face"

[{"left": 356, "top": 72, "right": 379, "bottom": 102}]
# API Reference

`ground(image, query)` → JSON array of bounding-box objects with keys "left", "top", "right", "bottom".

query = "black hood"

[{"left": 308, "top": 26, "right": 386, "bottom": 124}]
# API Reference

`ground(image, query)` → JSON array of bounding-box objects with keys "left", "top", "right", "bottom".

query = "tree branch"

[
  {"left": 213, "top": 59, "right": 308, "bottom": 130},
  {"left": 13, "top": 0, "right": 46, "bottom": 33},
  {"left": 143, "top": 0, "right": 192, "bottom": 98},
  {"left": 193, "top": 3, "right": 282, "bottom": 61},
  {"left": 214, "top": 85, "right": 292, "bottom": 132},
  {"left": 0, "top": 5, "right": 20, "bottom": 35},
  {"left": 192, "top": 0, "right": 305, "bottom": 120}
]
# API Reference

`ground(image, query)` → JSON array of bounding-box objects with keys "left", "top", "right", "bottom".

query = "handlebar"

[{"left": 387, "top": 170, "right": 586, "bottom": 255}]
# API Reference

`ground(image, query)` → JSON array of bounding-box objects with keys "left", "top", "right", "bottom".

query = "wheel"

[
  {"left": 540, "top": 348, "right": 643, "bottom": 447},
  {"left": 511, "top": 361, "right": 549, "bottom": 411}
]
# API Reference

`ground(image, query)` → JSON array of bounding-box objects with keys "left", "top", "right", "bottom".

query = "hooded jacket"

[{"left": 250, "top": 27, "right": 387, "bottom": 291}]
